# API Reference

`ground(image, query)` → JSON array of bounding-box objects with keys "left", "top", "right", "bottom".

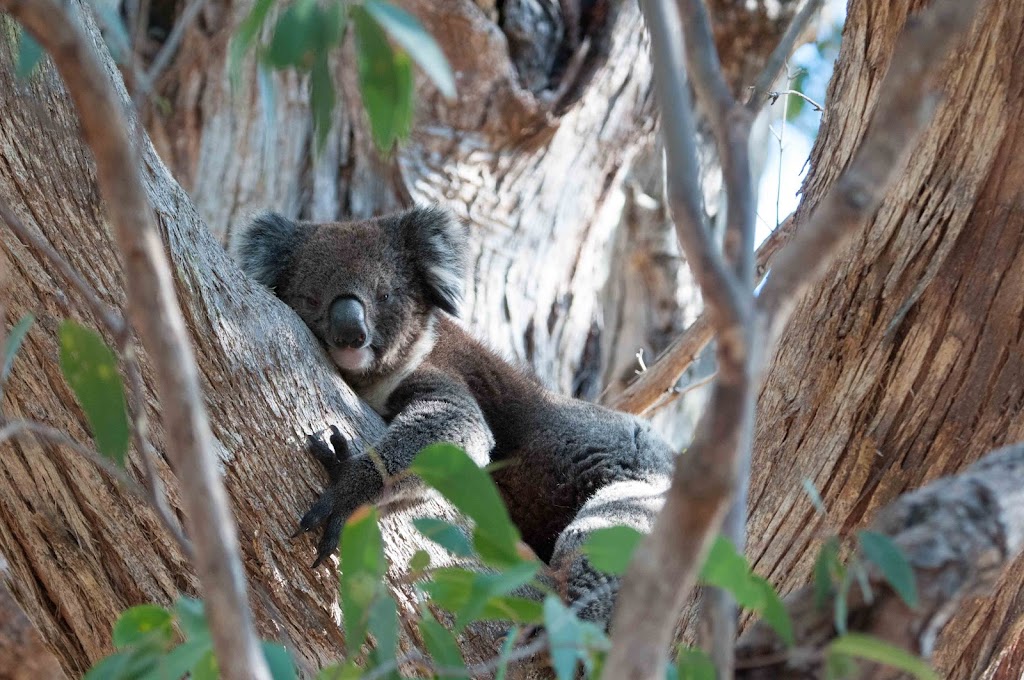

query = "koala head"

[{"left": 230, "top": 206, "right": 467, "bottom": 378}]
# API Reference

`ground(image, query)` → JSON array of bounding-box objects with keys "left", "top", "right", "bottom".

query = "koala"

[{"left": 231, "top": 206, "right": 675, "bottom": 625}]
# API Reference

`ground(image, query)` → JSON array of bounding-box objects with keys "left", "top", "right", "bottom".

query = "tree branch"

[
  {"left": 736, "top": 442, "right": 1024, "bottom": 678},
  {"left": 0, "top": 2, "right": 270, "bottom": 677},
  {"left": 607, "top": 216, "right": 795, "bottom": 415},
  {"left": 637, "top": 0, "right": 747, "bottom": 339},
  {"left": 746, "top": 0, "right": 826, "bottom": 112},
  {"left": 607, "top": 0, "right": 984, "bottom": 676},
  {"left": 1, "top": 199, "right": 193, "bottom": 561}
]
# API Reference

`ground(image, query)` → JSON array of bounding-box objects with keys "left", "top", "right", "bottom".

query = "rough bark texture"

[
  {"left": 10, "top": 0, "right": 1023, "bottom": 678},
  {"left": 0, "top": 579, "right": 68, "bottom": 680},
  {"left": 736, "top": 442, "right": 1024, "bottom": 679},
  {"left": 0, "top": 1, "right": 802, "bottom": 676},
  {"left": 748, "top": 1, "right": 1024, "bottom": 678}
]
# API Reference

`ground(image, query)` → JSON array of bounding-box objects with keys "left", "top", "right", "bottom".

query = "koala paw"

[{"left": 294, "top": 425, "right": 357, "bottom": 568}]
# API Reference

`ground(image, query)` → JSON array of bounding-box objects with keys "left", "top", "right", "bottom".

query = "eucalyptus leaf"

[
  {"left": 419, "top": 610, "right": 467, "bottom": 678},
  {"left": 16, "top": 30, "right": 44, "bottom": 80},
  {"left": 830, "top": 633, "right": 938, "bottom": 680},
  {"left": 3, "top": 314, "right": 34, "bottom": 380},
  {"left": 58, "top": 321, "right": 130, "bottom": 466},
  {"left": 363, "top": 0, "right": 456, "bottom": 98},
  {"left": 858, "top": 530, "right": 918, "bottom": 608}
]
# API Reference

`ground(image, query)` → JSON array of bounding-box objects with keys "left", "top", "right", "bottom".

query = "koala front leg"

[
  {"left": 296, "top": 367, "right": 494, "bottom": 568},
  {"left": 295, "top": 427, "right": 384, "bottom": 567},
  {"left": 551, "top": 475, "right": 670, "bottom": 627}
]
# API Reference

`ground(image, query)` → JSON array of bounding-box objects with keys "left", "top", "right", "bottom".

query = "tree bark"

[
  {"left": 748, "top": 1, "right": 1024, "bottom": 678},
  {"left": 4, "top": 0, "right": 1022, "bottom": 679},
  {"left": 0, "top": 1, "right": 802, "bottom": 675}
]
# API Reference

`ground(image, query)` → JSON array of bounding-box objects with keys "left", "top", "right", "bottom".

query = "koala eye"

[
  {"left": 380, "top": 292, "right": 391, "bottom": 302},
  {"left": 299, "top": 294, "right": 321, "bottom": 308}
]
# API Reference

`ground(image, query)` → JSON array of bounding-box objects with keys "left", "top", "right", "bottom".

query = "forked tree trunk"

[
  {"left": 0, "top": 1, "right": 797, "bottom": 675},
  {"left": 0, "top": 0, "right": 1020, "bottom": 678}
]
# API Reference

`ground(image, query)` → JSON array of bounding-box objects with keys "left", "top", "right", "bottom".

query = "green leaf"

[
  {"left": 858, "top": 530, "right": 918, "bottom": 608},
  {"left": 415, "top": 517, "right": 474, "bottom": 557},
  {"left": 190, "top": 649, "right": 219, "bottom": 680},
  {"left": 83, "top": 648, "right": 158, "bottom": 680},
  {"left": 262, "top": 642, "right": 297, "bottom": 680},
  {"left": 829, "top": 633, "right": 938, "bottom": 680},
  {"left": 835, "top": 565, "right": 852, "bottom": 635},
  {"left": 173, "top": 596, "right": 210, "bottom": 640},
  {"left": 698, "top": 536, "right": 762, "bottom": 610},
  {"left": 58, "top": 321, "right": 130, "bottom": 466},
  {"left": 362, "top": 0, "right": 456, "bottom": 98},
  {"left": 410, "top": 444, "right": 522, "bottom": 567},
  {"left": 351, "top": 7, "right": 415, "bottom": 153},
  {"left": 367, "top": 594, "right": 400, "bottom": 680},
  {"left": 410, "top": 549, "right": 431, "bottom": 571},
  {"left": 542, "top": 595, "right": 609, "bottom": 680},
  {"left": 801, "top": 478, "right": 827, "bottom": 515},
  {"left": 317, "top": 661, "right": 364, "bottom": 680},
  {"left": 581, "top": 526, "right": 643, "bottom": 575},
  {"left": 140, "top": 638, "right": 212, "bottom": 680},
  {"left": 675, "top": 648, "right": 716, "bottom": 680},
  {"left": 339, "top": 506, "right": 386, "bottom": 651},
  {"left": 479, "top": 595, "right": 544, "bottom": 624},
  {"left": 825, "top": 650, "right": 857, "bottom": 680},
  {"left": 751, "top": 576, "right": 794, "bottom": 646},
  {"left": 230, "top": 0, "right": 276, "bottom": 80},
  {"left": 113, "top": 604, "right": 174, "bottom": 650},
  {"left": 814, "top": 536, "right": 842, "bottom": 610},
  {"left": 419, "top": 610, "right": 467, "bottom": 678},
  {"left": 310, "top": 54, "right": 336, "bottom": 151},
  {"left": 3, "top": 314, "right": 34, "bottom": 380},
  {"left": 265, "top": 0, "right": 318, "bottom": 68},
  {"left": 494, "top": 627, "right": 520, "bottom": 680},
  {"left": 422, "top": 562, "right": 539, "bottom": 630},
  {"left": 16, "top": 30, "right": 44, "bottom": 80}
]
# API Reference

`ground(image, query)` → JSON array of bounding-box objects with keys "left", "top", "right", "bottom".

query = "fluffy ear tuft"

[
  {"left": 401, "top": 206, "right": 468, "bottom": 316},
  {"left": 230, "top": 212, "right": 305, "bottom": 290}
]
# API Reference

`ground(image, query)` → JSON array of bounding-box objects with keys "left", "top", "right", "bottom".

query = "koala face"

[{"left": 232, "top": 206, "right": 467, "bottom": 378}]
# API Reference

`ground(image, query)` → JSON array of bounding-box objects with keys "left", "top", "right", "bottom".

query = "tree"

[{"left": 0, "top": 0, "right": 1021, "bottom": 678}]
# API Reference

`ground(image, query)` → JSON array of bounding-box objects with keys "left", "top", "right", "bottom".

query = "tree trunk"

[
  {"left": 748, "top": 1, "right": 1024, "bottom": 678},
  {"left": 2, "top": 1, "right": 1020, "bottom": 679},
  {"left": 0, "top": 1, "right": 800, "bottom": 675}
]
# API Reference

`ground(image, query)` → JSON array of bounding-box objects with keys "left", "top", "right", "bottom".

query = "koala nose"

[{"left": 328, "top": 296, "right": 369, "bottom": 349}]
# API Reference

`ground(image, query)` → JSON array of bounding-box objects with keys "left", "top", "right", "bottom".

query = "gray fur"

[
  {"left": 229, "top": 212, "right": 305, "bottom": 290},
  {"left": 232, "top": 205, "right": 676, "bottom": 628}
]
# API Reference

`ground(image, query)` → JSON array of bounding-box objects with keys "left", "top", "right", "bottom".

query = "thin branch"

[
  {"left": 0, "top": 2, "right": 271, "bottom": 678},
  {"left": 755, "top": 0, "right": 984, "bottom": 356},
  {"left": 673, "top": 0, "right": 756, "bottom": 284},
  {"left": 0, "top": 200, "right": 126, "bottom": 343},
  {"left": 0, "top": 198, "right": 191, "bottom": 560},
  {"left": 769, "top": 89, "right": 823, "bottom": 112},
  {"left": 606, "top": 0, "right": 983, "bottom": 676},
  {"left": 746, "top": 0, "right": 826, "bottom": 112},
  {"left": 607, "top": 216, "right": 795, "bottom": 415},
  {"left": 639, "top": 0, "right": 747, "bottom": 338},
  {"left": 145, "top": 0, "right": 206, "bottom": 86}
]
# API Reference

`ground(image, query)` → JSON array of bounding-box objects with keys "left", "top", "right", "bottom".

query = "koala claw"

[
  {"left": 306, "top": 425, "right": 352, "bottom": 478},
  {"left": 297, "top": 425, "right": 359, "bottom": 567}
]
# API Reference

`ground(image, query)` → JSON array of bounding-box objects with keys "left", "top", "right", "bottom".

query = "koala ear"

[
  {"left": 400, "top": 206, "right": 468, "bottom": 316},
  {"left": 230, "top": 212, "right": 305, "bottom": 290}
]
